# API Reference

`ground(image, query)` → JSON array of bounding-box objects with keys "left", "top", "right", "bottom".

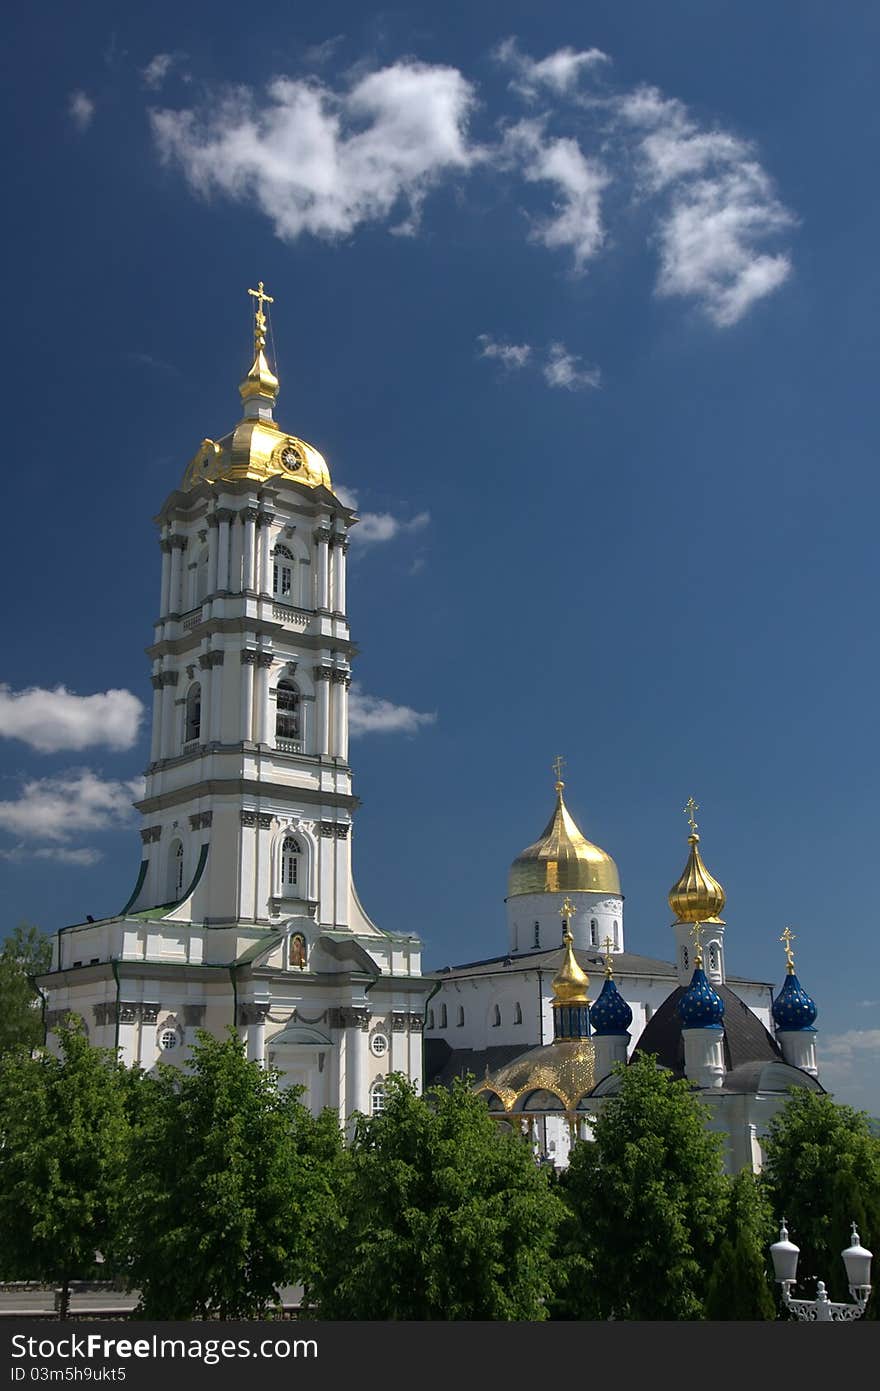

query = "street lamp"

[{"left": 770, "top": 1219, "right": 873, "bottom": 1321}]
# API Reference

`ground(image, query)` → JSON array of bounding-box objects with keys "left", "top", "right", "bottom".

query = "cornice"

[{"left": 135, "top": 776, "right": 360, "bottom": 816}]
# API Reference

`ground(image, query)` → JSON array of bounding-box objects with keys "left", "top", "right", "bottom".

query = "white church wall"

[{"left": 507, "top": 891, "right": 625, "bottom": 957}]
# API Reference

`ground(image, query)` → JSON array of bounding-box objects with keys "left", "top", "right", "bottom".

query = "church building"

[{"left": 36, "top": 285, "right": 430, "bottom": 1121}]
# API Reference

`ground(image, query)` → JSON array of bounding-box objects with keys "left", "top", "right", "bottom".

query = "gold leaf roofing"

[
  {"left": 475, "top": 1037, "right": 598, "bottom": 1112},
  {"left": 508, "top": 783, "right": 621, "bottom": 898},
  {"left": 668, "top": 832, "right": 726, "bottom": 924}
]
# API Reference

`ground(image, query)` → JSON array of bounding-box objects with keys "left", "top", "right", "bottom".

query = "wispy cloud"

[
  {"left": 348, "top": 683, "right": 436, "bottom": 736},
  {"left": 0, "top": 844, "right": 103, "bottom": 867},
  {"left": 303, "top": 35, "right": 346, "bottom": 67},
  {"left": 143, "top": 53, "right": 177, "bottom": 89},
  {"left": 476, "top": 334, "right": 532, "bottom": 369},
  {"left": 495, "top": 35, "right": 609, "bottom": 100},
  {"left": 819, "top": 1029, "right": 880, "bottom": 1111},
  {"left": 0, "top": 684, "right": 144, "bottom": 754},
  {"left": 543, "top": 342, "right": 601, "bottom": 391},
  {"left": 148, "top": 42, "right": 794, "bottom": 327},
  {"left": 336, "top": 486, "right": 430, "bottom": 545},
  {"left": 0, "top": 769, "right": 144, "bottom": 844},
  {"left": 478, "top": 335, "right": 600, "bottom": 392},
  {"left": 69, "top": 91, "right": 95, "bottom": 132},
  {"left": 152, "top": 61, "right": 477, "bottom": 241}
]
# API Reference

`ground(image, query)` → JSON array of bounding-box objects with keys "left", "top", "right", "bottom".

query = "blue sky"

[{"left": 1, "top": 1, "right": 879, "bottom": 1111}]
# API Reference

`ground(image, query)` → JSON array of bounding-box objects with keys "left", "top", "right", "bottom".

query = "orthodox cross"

[
  {"left": 552, "top": 754, "right": 565, "bottom": 787},
  {"left": 559, "top": 897, "right": 576, "bottom": 937},
  {"left": 689, "top": 920, "right": 704, "bottom": 966},
  {"left": 602, "top": 934, "right": 614, "bottom": 978},
  {"left": 684, "top": 796, "right": 699, "bottom": 834},
  {"left": 248, "top": 281, "right": 274, "bottom": 351},
  {"left": 780, "top": 925, "right": 797, "bottom": 973}
]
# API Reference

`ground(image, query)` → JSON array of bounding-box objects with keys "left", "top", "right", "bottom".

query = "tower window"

[
  {"left": 281, "top": 836, "right": 301, "bottom": 890},
  {"left": 590, "top": 918, "right": 598, "bottom": 946},
  {"left": 169, "top": 840, "right": 184, "bottom": 900},
  {"left": 456, "top": 1006, "right": 464, "bottom": 1027},
  {"left": 682, "top": 946, "right": 689, "bottom": 971},
  {"left": 492, "top": 1004, "right": 502, "bottom": 1028},
  {"left": 195, "top": 547, "right": 209, "bottom": 604},
  {"left": 439, "top": 1003, "right": 447, "bottom": 1028},
  {"left": 273, "top": 545, "right": 295, "bottom": 601},
  {"left": 514, "top": 1002, "right": 523, "bottom": 1025},
  {"left": 613, "top": 920, "right": 619, "bottom": 949},
  {"left": 533, "top": 922, "right": 540, "bottom": 948},
  {"left": 184, "top": 683, "right": 201, "bottom": 743},
  {"left": 275, "top": 680, "right": 300, "bottom": 740},
  {"left": 427, "top": 1009, "right": 435, "bottom": 1030}
]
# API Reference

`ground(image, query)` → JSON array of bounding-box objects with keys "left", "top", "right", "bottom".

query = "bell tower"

[{"left": 127, "top": 285, "right": 373, "bottom": 937}]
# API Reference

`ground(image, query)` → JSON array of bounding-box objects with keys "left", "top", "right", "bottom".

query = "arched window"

[
  {"left": 456, "top": 1006, "right": 464, "bottom": 1027},
  {"left": 370, "top": 1082, "right": 386, "bottom": 1115},
  {"left": 273, "top": 545, "right": 295, "bottom": 601},
  {"left": 169, "top": 840, "right": 184, "bottom": 900},
  {"left": 533, "top": 922, "right": 540, "bottom": 948},
  {"left": 185, "top": 683, "right": 201, "bottom": 743},
  {"left": 590, "top": 918, "right": 598, "bottom": 946},
  {"left": 514, "top": 1002, "right": 523, "bottom": 1025},
  {"left": 682, "top": 945, "right": 689, "bottom": 971},
  {"left": 275, "top": 680, "right": 300, "bottom": 740},
  {"left": 281, "top": 836, "right": 301, "bottom": 891},
  {"left": 439, "top": 1003, "right": 447, "bottom": 1028},
  {"left": 427, "top": 1009, "right": 435, "bottom": 1030},
  {"left": 708, "top": 942, "right": 718, "bottom": 971},
  {"left": 492, "top": 1004, "right": 501, "bottom": 1028},
  {"left": 613, "top": 920, "right": 619, "bottom": 949}
]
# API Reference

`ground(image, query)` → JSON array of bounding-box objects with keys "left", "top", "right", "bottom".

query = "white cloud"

[
  {"left": 502, "top": 119, "right": 608, "bottom": 270},
  {"left": 477, "top": 334, "right": 532, "bottom": 369},
  {"left": 69, "top": 91, "right": 95, "bottom": 131},
  {"left": 543, "top": 342, "right": 601, "bottom": 391},
  {"left": 619, "top": 85, "right": 794, "bottom": 325},
  {"left": 0, "top": 684, "right": 144, "bottom": 754},
  {"left": 495, "top": 36, "right": 609, "bottom": 100},
  {"left": 142, "top": 53, "right": 185, "bottom": 90},
  {"left": 151, "top": 60, "right": 477, "bottom": 241},
  {"left": 348, "top": 683, "right": 436, "bottom": 736},
  {"left": 336, "top": 487, "right": 430, "bottom": 545},
  {"left": 0, "top": 844, "right": 103, "bottom": 867},
  {"left": 0, "top": 770, "right": 144, "bottom": 844}
]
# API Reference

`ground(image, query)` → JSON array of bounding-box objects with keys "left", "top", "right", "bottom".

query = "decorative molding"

[
  {"left": 319, "top": 821, "right": 335, "bottom": 838},
  {"left": 198, "top": 529, "right": 208, "bottom": 543},
  {"left": 406, "top": 1013, "right": 424, "bottom": 1033},
  {"left": 238, "top": 1003, "right": 271, "bottom": 1026},
  {"left": 170, "top": 535, "right": 188, "bottom": 550},
  {"left": 93, "top": 1002, "right": 116, "bottom": 1026},
  {"left": 242, "top": 506, "right": 259, "bottom": 523},
  {"left": 314, "top": 526, "right": 332, "bottom": 545},
  {"left": 214, "top": 508, "right": 234, "bottom": 523},
  {"left": 159, "top": 670, "right": 179, "bottom": 688},
  {"left": 183, "top": 1004, "right": 206, "bottom": 1027},
  {"left": 240, "top": 649, "right": 258, "bottom": 665},
  {"left": 206, "top": 513, "right": 220, "bottom": 529},
  {"left": 140, "top": 825, "right": 162, "bottom": 844},
  {"left": 117, "top": 1002, "right": 161, "bottom": 1025},
  {"left": 258, "top": 813, "right": 273, "bottom": 830},
  {"left": 150, "top": 673, "right": 163, "bottom": 690},
  {"left": 256, "top": 652, "right": 274, "bottom": 669},
  {"left": 186, "top": 664, "right": 196, "bottom": 680},
  {"left": 330, "top": 669, "right": 349, "bottom": 684},
  {"left": 159, "top": 538, "right": 173, "bottom": 554},
  {"left": 240, "top": 811, "right": 256, "bottom": 827},
  {"left": 206, "top": 650, "right": 224, "bottom": 667},
  {"left": 334, "top": 824, "right": 350, "bottom": 839},
  {"left": 313, "top": 665, "right": 332, "bottom": 681},
  {"left": 327, "top": 1006, "right": 371, "bottom": 1030},
  {"left": 189, "top": 811, "right": 213, "bottom": 830},
  {"left": 256, "top": 511, "right": 275, "bottom": 528},
  {"left": 391, "top": 1012, "right": 408, "bottom": 1033},
  {"left": 198, "top": 653, "right": 211, "bottom": 669}
]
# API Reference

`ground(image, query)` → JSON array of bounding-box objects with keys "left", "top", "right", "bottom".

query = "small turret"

[{"left": 772, "top": 927, "right": 819, "bottom": 1079}]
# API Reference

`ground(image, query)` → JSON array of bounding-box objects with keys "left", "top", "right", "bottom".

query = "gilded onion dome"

[
  {"left": 668, "top": 809, "right": 726, "bottom": 924},
  {"left": 508, "top": 778, "right": 621, "bottom": 898},
  {"left": 552, "top": 924, "right": 590, "bottom": 1007},
  {"left": 180, "top": 282, "right": 336, "bottom": 497},
  {"left": 475, "top": 1038, "right": 598, "bottom": 1113}
]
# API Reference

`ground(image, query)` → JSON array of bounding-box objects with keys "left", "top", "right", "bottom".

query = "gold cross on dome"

[
  {"left": 559, "top": 897, "right": 576, "bottom": 922},
  {"left": 248, "top": 281, "right": 274, "bottom": 351},
  {"left": 684, "top": 796, "right": 699, "bottom": 834},
  {"left": 689, "top": 920, "right": 704, "bottom": 965},
  {"left": 552, "top": 754, "right": 565, "bottom": 787},
  {"left": 602, "top": 934, "right": 614, "bottom": 977},
  {"left": 780, "top": 925, "right": 797, "bottom": 971}
]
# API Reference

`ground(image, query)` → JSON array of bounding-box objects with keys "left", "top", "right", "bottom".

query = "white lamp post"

[{"left": 770, "top": 1219, "right": 873, "bottom": 1321}]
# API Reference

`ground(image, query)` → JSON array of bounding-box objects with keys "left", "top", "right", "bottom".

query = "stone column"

[
  {"left": 334, "top": 535, "right": 348, "bottom": 615},
  {"left": 159, "top": 538, "right": 172, "bottom": 617},
  {"left": 207, "top": 513, "right": 219, "bottom": 595},
  {"left": 314, "top": 665, "right": 331, "bottom": 755},
  {"left": 168, "top": 536, "right": 186, "bottom": 615},
  {"left": 257, "top": 512, "right": 274, "bottom": 595},
  {"left": 160, "top": 671, "right": 179, "bottom": 757},
  {"left": 229, "top": 514, "right": 244, "bottom": 594},
  {"left": 198, "top": 652, "right": 212, "bottom": 744},
  {"left": 242, "top": 507, "right": 257, "bottom": 593},
  {"left": 208, "top": 652, "right": 224, "bottom": 742},
  {"left": 242, "top": 1004, "right": 269, "bottom": 1064},
  {"left": 314, "top": 524, "right": 331, "bottom": 611},
  {"left": 343, "top": 1008, "right": 370, "bottom": 1120},
  {"left": 216, "top": 510, "right": 232, "bottom": 591},
  {"left": 255, "top": 653, "right": 273, "bottom": 745},
  {"left": 149, "top": 672, "right": 163, "bottom": 762},
  {"left": 240, "top": 650, "right": 256, "bottom": 742},
  {"left": 331, "top": 669, "right": 348, "bottom": 758}
]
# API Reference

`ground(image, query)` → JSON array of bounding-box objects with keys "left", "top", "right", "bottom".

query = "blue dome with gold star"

[
  {"left": 772, "top": 973, "right": 817, "bottom": 1031},
  {"left": 677, "top": 967, "right": 725, "bottom": 1029},
  {"left": 590, "top": 977, "right": 634, "bottom": 1036}
]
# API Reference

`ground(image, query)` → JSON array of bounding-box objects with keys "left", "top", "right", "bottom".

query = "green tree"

[
  {"left": 308, "top": 1074, "right": 565, "bottom": 1319},
  {"left": 704, "top": 1168, "right": 777, "bottom": 1319},
  {"left": 556, "top": 1053, "right": 729, "bottom": 1320},
  {"left": 0, "top": 923, "right": 52, "bottom": 1054},
  {"left": 125, "top": 1029, "right": 342, "bottom": 1319},
  {"left": 0, "top": 1019, "right": 130, "bottom": 1317},
  {"left": 762, "top": 1089, "right": 880, "bottom": 1316}
]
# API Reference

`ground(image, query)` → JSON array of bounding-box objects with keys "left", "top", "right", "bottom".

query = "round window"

[
  {"left": 369, "top": 1032, "right": 389, "bottom": 1058},
  {"left": 160, "top": 1030, "right": 178, "bottom": 1050}
]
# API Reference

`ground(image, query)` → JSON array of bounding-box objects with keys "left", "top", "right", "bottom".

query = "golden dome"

[
  {"left": 668, "top": 832, "right": 726, "bottom": 924},
  {"left": 552, "top": 925, "right": 590, "bottom": 1006},
  {"left": 475, "top": 1037, "right": 597, "bottom": 1112},
  {"left": 179, "top": 282, "right": 336, "bottom": 497},
  {"left": 508, "top": 781, "right": 621, "bottom": 898}
]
